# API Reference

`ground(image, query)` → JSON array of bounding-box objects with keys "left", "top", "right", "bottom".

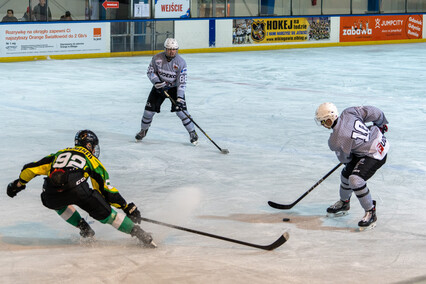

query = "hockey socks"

[
  {"left": 100, "top": 208, "right": 135, "bottom": 234},
  {"left": 57, "top": 205, "right": 82, "bottom": 227}
]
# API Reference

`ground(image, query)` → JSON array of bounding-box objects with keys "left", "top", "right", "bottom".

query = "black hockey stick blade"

[
  {"left": 268, "top": 163, "right": 343, "bottom": 210},
  {"left": 268, "top": 201, "right": 295, "bottom": 210},
  {"left": 140, "top": 217, "right": 289, "bottom": 250}
]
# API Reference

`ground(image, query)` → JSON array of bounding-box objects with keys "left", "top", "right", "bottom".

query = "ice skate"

[
  {"left": 358, "top": 200, "right": 377, "bottom": 231},
  {"left": 77, "top": 218, "right": 95, "bottom": 238},
  {"left": 326, "top": 199, "right": 350, "bottom": 217},
  {"left": 189, "top": 130, "right": 198, "bottom": 146},
  {"left": 135, "top": 129, "right": 148, "bottom": 142},
  {"left": 131, "top": 225, "right": 157, "bottom": 248}
]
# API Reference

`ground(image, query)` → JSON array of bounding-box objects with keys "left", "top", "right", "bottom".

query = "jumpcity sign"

[{"left": 340, "top": 15, "right": 423, "bottom": 42}]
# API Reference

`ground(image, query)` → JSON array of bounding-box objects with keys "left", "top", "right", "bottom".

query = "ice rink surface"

[{"left": 1, "top": 42, "right": 426, "bottom": 283}]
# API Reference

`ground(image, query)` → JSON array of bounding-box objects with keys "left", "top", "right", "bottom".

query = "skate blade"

[
  {"left": 357, "top": 222, "right": 376, "bottom": 232},
  {"left": 191, "top": 141, "right": 199, "bottom": 146},
  {"left": 143, "top": 240, "right": 157, "bottom": 248},
  {"left": 326, "top": 211, "right": 349, "bottom": 218}
]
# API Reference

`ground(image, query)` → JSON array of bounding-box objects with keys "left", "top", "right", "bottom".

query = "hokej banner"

[
  {"left": 250, "top": 18, "right": 310, "bottom": 43},
  {"left": 233, "top": 17, "right": 331, "bottom": 45}
]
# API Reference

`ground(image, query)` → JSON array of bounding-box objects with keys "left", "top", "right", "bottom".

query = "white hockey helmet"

[
  {"left": 315, "top": 102, "right": 339, "bottom": 127},
  {"left": 164, "top": 38, "right": 179, "bottom": 50}
]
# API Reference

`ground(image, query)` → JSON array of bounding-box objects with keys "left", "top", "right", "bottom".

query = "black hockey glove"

[
  {"left": 154, "top": 81, "right": 167, "bottom": 95},
  {"left": 123, "top": 202, "right": 142, "bottom": 224},
  {"left": 175, "top": 97, "right": 186, "bottom": 110},
  {"left": 375, "top": 124, "right": 388, "bottom": 134},
  {"left": 7, "top": 179, "right": 26, "bottom": 198}
]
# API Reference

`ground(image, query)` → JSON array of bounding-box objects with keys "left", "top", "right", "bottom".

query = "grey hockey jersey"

[
  {"left": 328, "top": 106, "right": 389, "bottom": 163},
  {"left": 147, "top": 52, "right": 187, "bottom": 99}
]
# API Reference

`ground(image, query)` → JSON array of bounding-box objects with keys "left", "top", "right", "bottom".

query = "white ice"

[{"left": 1, "top": 43, "right": 426, "bottom": 283}]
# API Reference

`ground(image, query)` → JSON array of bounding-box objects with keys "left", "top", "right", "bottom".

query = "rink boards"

[{"left": 0, "top": 14, "right": 425, "bottom": 62}]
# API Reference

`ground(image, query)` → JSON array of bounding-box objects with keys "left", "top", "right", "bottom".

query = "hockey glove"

[
  {"left": 154, "top": 81, "right": 167, "bottom": 90},
  {"left": 175, "top": 97, "right": 186, "bottom": 110},
  {"left": 123, "top": 202, "right": 142, "bottom": 224},
  {"left": 154, "top": 81, "right": 167, "bottom": 96},
  {"left": 7, "top": 179, "right": 26, "bottom": 198},
  {"left": 376, "top": 124, "right": 388, "bottom": 134},
  {"left": 380, "top": 124, "right": 388, "bottom": 134}
]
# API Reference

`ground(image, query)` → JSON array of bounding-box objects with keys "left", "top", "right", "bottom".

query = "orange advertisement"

[{"left": 340, "top": 15, "right": 423, "bottom": 42}]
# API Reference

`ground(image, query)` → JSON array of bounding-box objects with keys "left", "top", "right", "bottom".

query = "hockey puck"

[{"left": 282, "top": 218, "right": 290, "bottom": 222}]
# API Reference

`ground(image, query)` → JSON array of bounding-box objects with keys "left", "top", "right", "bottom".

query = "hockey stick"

[
  {"left": 140, "top": 217, "right": 289, "bottom": 251},
  {"left": 268, "top": 163, "right": 343, "bottom": 210},
  {"left": 163, "top": 90, "right": 229, "bottom": 154}
]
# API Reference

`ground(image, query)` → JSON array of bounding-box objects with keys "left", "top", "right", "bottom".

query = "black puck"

[{"left": 282, "top": 218, "right": 290, "bottom": 222}]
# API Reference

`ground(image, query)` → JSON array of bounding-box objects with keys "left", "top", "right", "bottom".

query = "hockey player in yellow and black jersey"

[{"left": 7, "top": 130, "right": 156, "bottom": 248}]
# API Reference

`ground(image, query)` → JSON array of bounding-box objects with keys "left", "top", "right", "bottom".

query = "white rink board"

[{"left": 0, "top": 22, "right": 110, "bottom": 57}]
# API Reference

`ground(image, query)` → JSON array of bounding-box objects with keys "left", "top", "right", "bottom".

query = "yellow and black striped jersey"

[{"left": 19, "top": 146, "right": 127, "bottom": 209}]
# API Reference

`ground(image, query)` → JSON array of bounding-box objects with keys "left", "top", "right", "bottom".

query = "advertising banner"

[
  {"left": 340, "top": 15, "right": 423, "bottom": 42},
  {"left": 233, "top": 17, "right": 331, "bottom": 45},
  {"left": 0, "top": 22, "right": 110, "bottom": 58},
  {"left": 154, "top": 0, "right": 190, "bottom": 19}
]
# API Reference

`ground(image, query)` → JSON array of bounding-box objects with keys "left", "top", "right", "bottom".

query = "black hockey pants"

[
  {"left": 145, "top": 86, "right": 187, "bottom": 113},
  {"left": 41, "top": 174, "right": 112, "bottom": 221},
  {"left": 342, "top": 154, "right": 387, "bottom": 181}
]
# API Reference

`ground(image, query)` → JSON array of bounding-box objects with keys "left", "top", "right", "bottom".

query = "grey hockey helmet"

[
  {"left": 75, "top": 129, "right": 100, "bottom": 158},
  {"left": 315, "top": 102, "right": 339, "bottom": 127}
]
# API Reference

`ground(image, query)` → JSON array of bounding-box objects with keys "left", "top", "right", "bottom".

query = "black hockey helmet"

[{"left": 75, "top": 129, "right": 100, "bottom": 158}]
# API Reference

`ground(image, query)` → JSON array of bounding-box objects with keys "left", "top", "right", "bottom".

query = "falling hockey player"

[
  {"left": 135, "top": 38, "right": 198, "bottom": 145},
  {"left": 6, "top": 130, "right": 157, "bottom": 248},
  {"left": 315, "top": 103, "right": 389, "bottom": 229}
]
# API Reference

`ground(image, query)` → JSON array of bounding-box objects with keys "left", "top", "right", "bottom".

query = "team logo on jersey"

[
  {"left": 173, "top": 63, "right": 179, "bottom": 71},
  {"left": 252, "top": 20, "right": 266, "bottom": 42},
  {"left": 155, "top": 60, "right": 162, "bottom": 67}
]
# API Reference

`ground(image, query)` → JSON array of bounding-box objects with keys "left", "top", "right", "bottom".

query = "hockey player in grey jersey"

[
  {"left": 135, "top": 38, "right": 198, "bottom": 145},
  {"left": 315, "top": 103, "right": 389, "bottom": 229}
]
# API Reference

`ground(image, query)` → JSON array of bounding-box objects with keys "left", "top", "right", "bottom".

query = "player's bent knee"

[{"left": 348, "top": 174, "right": 366, "bottom": 189}]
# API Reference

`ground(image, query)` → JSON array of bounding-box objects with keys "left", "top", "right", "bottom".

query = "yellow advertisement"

[
  {"left": 233, "top": 17, "right": 328, "bottom": 45},
  {"left": 252, "top": 18, "right": 309, "bottom": 43}
]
